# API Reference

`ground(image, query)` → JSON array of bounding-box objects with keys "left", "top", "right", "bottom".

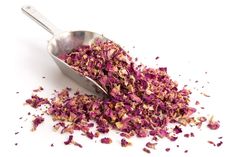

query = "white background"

[{"left": 1, "top": 0, "right": 235, "bottom": 156}]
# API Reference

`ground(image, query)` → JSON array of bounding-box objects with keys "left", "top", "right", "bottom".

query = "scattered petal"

[
  {"left": 207, "top": 117, "right": 220, "bottom": 130},
  {"left": 121, "top": 138, "right": 132, "bottom": 147},
  {"left": 217, "top": 141, "right": 223, "bottom": 147},
  {"left": 64, "top": 135, "right": 73, "bottom": 145},
  {"left": 143, "top": 148, "right": 151, "bottom": 153},
  {"left": 173, "top": 126, "right": 182, "bottom": 134},
  {"left": 101, "top": 137, "right": 112, "bottom": 144},
  {"left": 146, "top": 142, "right": 157, "bottom": 149},
  {"left": 32, "top": 116, "right": 44, "bottom": 131},
  {"left": 208, "top": 140, "right": 216, "bottom": 146}
]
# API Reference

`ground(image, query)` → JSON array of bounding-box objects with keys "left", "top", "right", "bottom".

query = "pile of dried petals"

[{"left": 25, "top": 38, "right": 221, "bottom": 153}]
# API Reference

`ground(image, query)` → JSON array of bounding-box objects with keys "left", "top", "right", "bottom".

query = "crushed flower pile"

[{"left": 24, "top": 38, "right": 221, "bottom": 153}]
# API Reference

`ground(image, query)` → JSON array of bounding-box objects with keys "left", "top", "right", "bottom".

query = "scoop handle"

[{"left": 21, "top": 5, "right": 61, "bottom": 35}]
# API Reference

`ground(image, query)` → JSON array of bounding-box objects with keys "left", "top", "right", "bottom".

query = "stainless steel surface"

[
  {"left": 22, "top": 5, "right": 108, "bottom": 96},
  {"left": 21, "top": 6, "right": 61, "bottom": 35}
]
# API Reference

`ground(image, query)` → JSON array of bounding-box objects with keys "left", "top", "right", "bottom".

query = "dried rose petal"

[
  {"left": 66, "top": 87, "right": 72, "bottom": 91},
  {"left": 32, "top": 116, "right": 44, "bottom": 131},
  {"left": 86, "top": 131, "right": 94, "bottom": 139},
  {"left": 33, "top": 86, "right": 44, "bottom": 92},
  {"left": 121, "top": 138, "right": 131, "bottom": 147},
  {"left": 143, "top": 148, "right": 151, "bottom": 153},
  {"left": 94, "top": 132, "right": 100, "bottom": 138},
  {"left": 158, "top": 129, "right": 168, "bottom": 138},
  {"left": 61, "top": 126, "right": 74, "bottom": 134},
  {"left": 152, "top": 136, "right": 158, "bottom": 141},
  {"left": 136, "top": 129, "right": 147, "bottom": 138},
  {"left": 72, "top": 141, "right": 83, "bottom": 148},
  {"left": 168, "top": 136, "right": 178, "bottom": 141},
  {"left": 100, "top": 137, "right": 112, "bottom": 144},
  {"left": 53, "top": 122, "right": 65, "bottom": 131},
  {"left": 198, "top": 116, "right": 207, "bottom": 122},
  {"left": 87, "top": 123, "right": 94, "bottom": 127},
  {"left": 97, "top": 127, "right": 109, "bottom": 133},
  {"left": 217, "top": 141, "right": 223, "bottom": 147},
  {"left": 146, "top": 142, "right": 157, "bottom": 149},
  {"left": 64, "top": 135, "right": 73, "bottom": 145},
  {"left": 201, "top": 92, "right": 210, "bottom": 97},
  {"left": 190, "top": 132, "right": 195, "bottom": 137},
  {"left": 173, "top": 126, "right": 182, "bottom": 134},
  {"left": 208, "top": 140, "right": 216, "bottom": 146},
  {"left": 149, "top": 130, "right": 158, "bottom": 136},
  {"left": 26, "top": 95, "right": 49, "bottom": 108},
  {"left": 207, "top": 118, "right": 220, "bottom": 130},
  {"left": 74, "top": 142, "right": 83, "bottom": 148},
  {"left": 120, "top": 132, "right": 133, "bottom": 139},
  {"left": 195, "top": 101, "right": 200, "bottom": 105}
]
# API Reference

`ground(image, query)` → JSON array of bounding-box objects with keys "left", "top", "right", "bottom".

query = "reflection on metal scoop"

[{"left": 22, "top": 5, "right": 108, "bottom": 97}]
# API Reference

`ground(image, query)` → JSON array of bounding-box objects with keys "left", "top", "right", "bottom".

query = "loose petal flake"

[
  {"left": 143, "top": 148, "right": 151, "bottom": 153},
  {"left": 100, "top": 137, "right": 112, "bottom": 144},
  {"left": 121, "top": 139, "right": 132, "bottom": 147},
  {"left": 32, "top": 116, "right": 44, "bottom": 131},
  {"left": 146, "top": 142, "right": 157, "bottom": 149}
]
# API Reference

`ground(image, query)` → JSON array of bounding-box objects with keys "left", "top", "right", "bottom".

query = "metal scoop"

[{"left": 22, "top": 5, "right": 108, "bottom": 97}]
